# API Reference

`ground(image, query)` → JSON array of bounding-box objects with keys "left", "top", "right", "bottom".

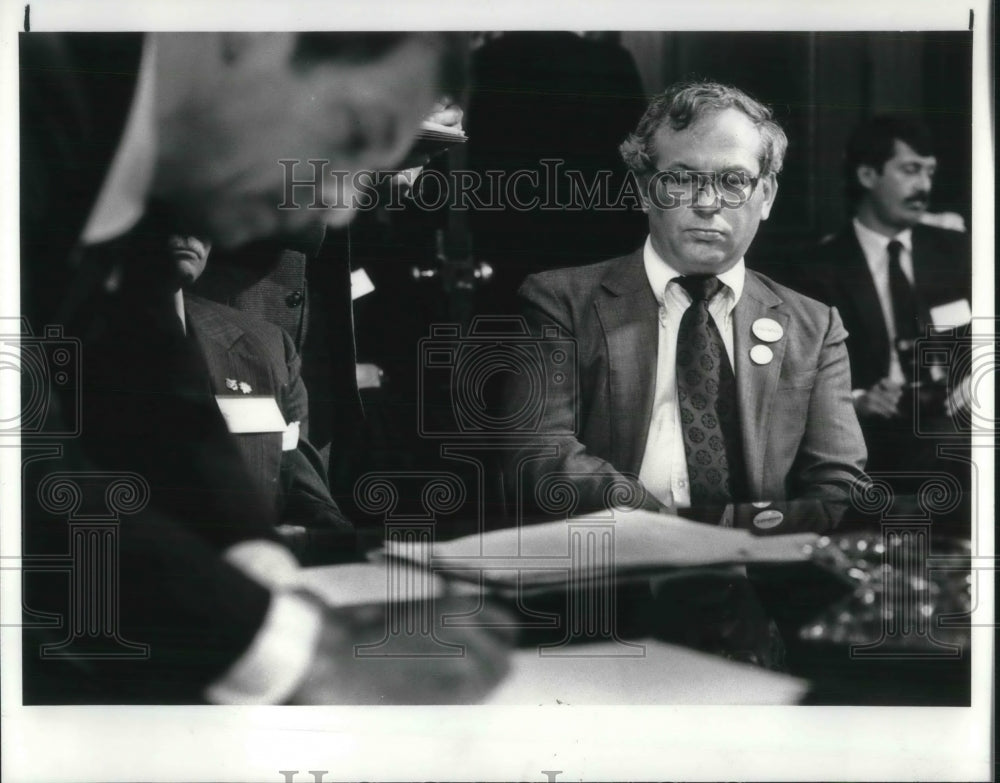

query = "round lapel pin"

[
  {"left": 752, "top": 317, "right": 783, "bottom": 343},
  {"left": 750, "top": 344, "right": 773, "bottom": 365}
]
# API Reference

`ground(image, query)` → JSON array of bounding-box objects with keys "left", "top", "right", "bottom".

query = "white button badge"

[
  {"left": 750, "top": 344, "right": 773, "bottom": 365},
  {"left": 752, "top": 317, "right": 783, "bottom": 343},
  {"left": 752, "top": 509, "right": 784, "bottom": 529}
]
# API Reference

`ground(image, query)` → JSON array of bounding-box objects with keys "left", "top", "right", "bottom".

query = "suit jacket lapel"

[
  {"left": 595, "top": 251, "right": 659, "bottom": 473},
  {"left": 733, "top": 272, "right": 788, "bottom": 495},
  {"left": 184, "top": 297, "right": 275, "bottom": 398}
]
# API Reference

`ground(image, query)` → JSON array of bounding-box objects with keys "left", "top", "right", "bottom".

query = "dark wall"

[{"left": 621, "top": 31, "right": 973, "bottom": 252}]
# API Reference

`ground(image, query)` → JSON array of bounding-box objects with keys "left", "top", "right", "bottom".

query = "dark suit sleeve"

[
  {"left": 22, "top": 424, "right": 275, "bottom": 704},
  {"left": 787, "top": 305, "right": 869, "bottom": 500},
  {"left": 276, "top": 330, "right": 356, "bottom": 562},
  {"left": 19, "top": 33, "right": 293, "bottom": 704},
  {"left": 504, "top": 275, "right": 664, "bottom": 517}
]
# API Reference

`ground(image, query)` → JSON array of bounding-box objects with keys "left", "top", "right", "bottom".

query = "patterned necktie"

[
  {"left": 887, "top": 239, "right": 922, "bottom": 382},
  {"left": 674, "top": 275, "right": 745, "bottom": 507}
]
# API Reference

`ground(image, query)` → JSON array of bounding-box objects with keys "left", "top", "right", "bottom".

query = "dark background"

[
  {"left": 620, "top": 31, "right": 972, "bottom": 243},
  {"left": 409, "top": 30, "right": 973, "bottom": 321}
]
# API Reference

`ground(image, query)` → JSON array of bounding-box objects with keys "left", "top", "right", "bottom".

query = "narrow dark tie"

[
  {"left": 674, "top": 275, "right": 745, "bottom": 508},
  {"left": 887, "top": 239, "right": 921, "bottom": 382}
]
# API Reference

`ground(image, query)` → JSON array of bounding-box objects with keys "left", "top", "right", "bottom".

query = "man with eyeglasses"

[{"left": 505, "top": 80, "right": 867, "bottom": 518}]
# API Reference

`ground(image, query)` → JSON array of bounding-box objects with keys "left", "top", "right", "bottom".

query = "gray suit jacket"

[{"left": 506, "top": 250, "right": 868, "bottom": 515}]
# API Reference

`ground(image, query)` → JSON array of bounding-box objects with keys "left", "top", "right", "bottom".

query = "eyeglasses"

[{"left": 648, "top": 169, "right": 762, "bottom": 209}]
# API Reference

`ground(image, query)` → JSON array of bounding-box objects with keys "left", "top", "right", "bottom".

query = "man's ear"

[
  {"left": 855, "top": 164, "right": 879, "bottom": 192},
  {"left": 759, "top": 173, "right": 778, "bottom": 221},
  {"left": 638, "top": 175, "right": 652, "bottom": 214}
]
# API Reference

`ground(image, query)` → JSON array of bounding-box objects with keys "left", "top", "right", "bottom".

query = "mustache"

[{"left": 903, "top": 192, "right": 930, "bottom": 205}]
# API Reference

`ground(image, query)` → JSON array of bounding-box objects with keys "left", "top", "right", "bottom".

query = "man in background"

[
  {"left": 797, "top": 115, "right": 972, "bottom": 478},
  {"left": 122, "top": 232, "right": 357, "bottom": 563}
]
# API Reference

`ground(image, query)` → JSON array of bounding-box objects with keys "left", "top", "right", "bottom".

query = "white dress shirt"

[
  {"left": 174, "top": 290, "right": 188, "bottom": 335},
  {"left": 851, "top": 218, "right": 915, "bottom": 386},
  {"left": 637, "top": 237, "right": 745, "bottom": 509},
  {"left": 78, "top": 37, "right": 322, "bottom": 705}
]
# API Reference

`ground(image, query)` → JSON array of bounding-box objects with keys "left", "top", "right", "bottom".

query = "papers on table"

[
  {"left": 486, "top": 639, "right": 809, "bottom": 705},
  {"left": 380, "top": 509, "right": 818, "bottom": 589},
  {"left": 295, "top": 561, "right": 478, "bottom": 606}
]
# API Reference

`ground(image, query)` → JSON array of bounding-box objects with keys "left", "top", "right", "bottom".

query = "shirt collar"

[
  {"left": 175, "top": 290, "right": 187, "bottom": 336},
  {"left": 642, "top": 235, "right": 745, "bottom": 309},
  {"left": 852, "top": 217, "right": 913, "bottom": 265},
  {"left": 81, "top": 36, "right": 157, "bottom": 245}
]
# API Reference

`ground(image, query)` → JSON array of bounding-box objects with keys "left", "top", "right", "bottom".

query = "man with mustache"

[
  {"left": 799, "top": 115, "right": 972, "bottom": 475},
  {"left": 504, "top": 81, "right": 867, "bottom": 519}
]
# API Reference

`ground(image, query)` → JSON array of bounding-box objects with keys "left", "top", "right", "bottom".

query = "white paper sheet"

[{"left": 380, "top": 510, "right": 818, "bottom": 586}]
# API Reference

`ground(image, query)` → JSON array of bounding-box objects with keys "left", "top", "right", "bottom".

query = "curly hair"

[{"left": 620, "top": 80, "right": 788, "bottom": 180}]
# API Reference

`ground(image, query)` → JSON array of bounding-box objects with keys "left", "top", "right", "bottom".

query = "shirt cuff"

[
  {"left": 204, "top": 540, "right": 323, "bottom": 705},
  {"left": 851, "top": 388, "right": 866, "bottom": 400}
]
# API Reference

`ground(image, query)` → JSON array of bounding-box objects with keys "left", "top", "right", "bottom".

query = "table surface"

[{"left": 303, "top": 494, "right": 974, "bottom": 706}]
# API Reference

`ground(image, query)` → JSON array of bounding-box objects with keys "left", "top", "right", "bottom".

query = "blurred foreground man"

[
  {"left": 20, "top": 32, "right": 512, "bottom": 705},
  {"left": 797, "top": 115, "right": 972, "bottom": 479},
  {"left": 506, "top": 81, "right": 867, "bottom": 518}
]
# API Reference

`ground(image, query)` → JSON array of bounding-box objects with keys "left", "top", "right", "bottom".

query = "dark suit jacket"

[
  {"left": 18, "top": 33, "right": 288, "bottom": 703},
  {"left": 191, "top": 221, "right": 329, "bottom": 353},
  {"left": 794, "top": 223, "right": 972, "bottom": 480},
  {"left": 506, "top": 250, "right": 868, "bottom": 515},
  {"left": 799, "top": 224, "right": 971, "bottom": 390},
  {"left": 185, "top": 296, "right": 354, "bottom": 543},
  {"left": 190, "top": 222, "right": 364, "bottom": 491}
]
